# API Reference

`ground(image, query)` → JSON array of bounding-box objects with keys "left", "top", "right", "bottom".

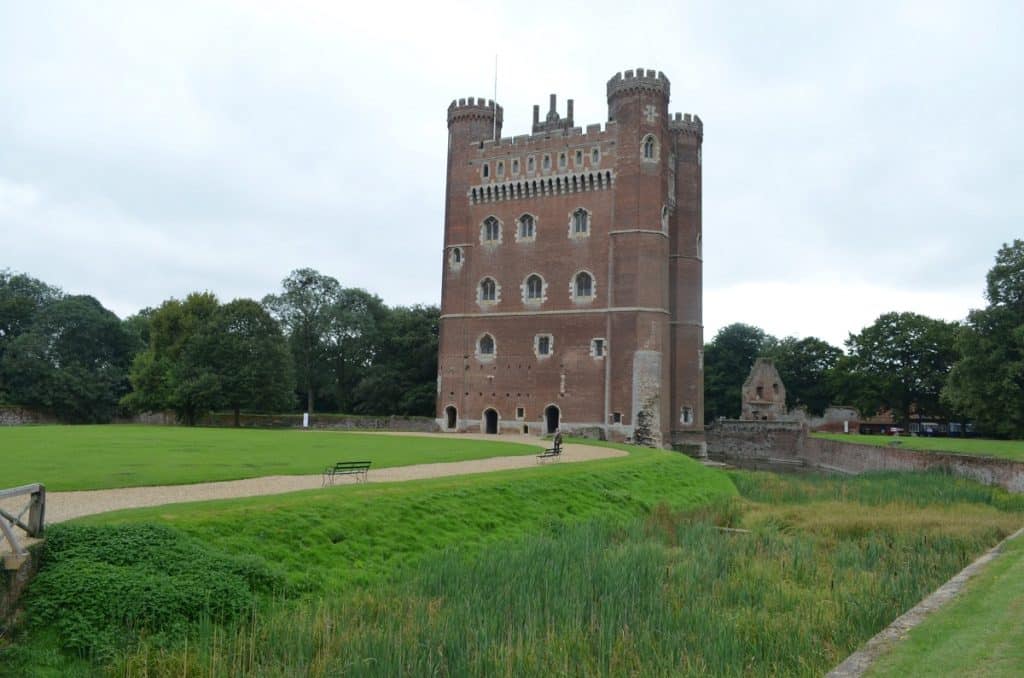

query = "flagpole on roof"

[{"left": 492, "top": 54, "right": 498, "bottom": 141}]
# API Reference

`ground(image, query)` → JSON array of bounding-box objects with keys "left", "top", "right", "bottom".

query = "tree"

[
  {"left": 352, "top": 305, "right": 439, "bottom": 416},
  {"left": 703, "top": 323, "right": 775, "bottom": 422},
  {"left": 199, "top": 299, "right": 295, "bottom": 426},
  {"left": 764, "top": 336, "right": 843, "bottom": 415},
  {"left": 2, "top": 295, "right": 132, "bottom": 422},
  {"left": 263, "top": 269, "right": 341, "bottom": 414},
  {"left": 944, "top": 240, "right": 1024, "bottom": 437},
  {"left": 842, "top": 312, "right": 959, "bottom": 424},
  {"left": 0, "top": 270, "right": 62, "bottom": 399},
  {"left": 123, "top": 293, "right": 223, "bottom": 425},
  {"left": 324, "top": 288, "right": 387, "bottom": 412}
]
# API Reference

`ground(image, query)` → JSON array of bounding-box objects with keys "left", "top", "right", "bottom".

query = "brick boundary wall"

[
  {"left": 198, "top": 413, "right": 439, "bottom": 433},
  {"left": 707, "top": 421, "right": 1024, "bottom": 493}
]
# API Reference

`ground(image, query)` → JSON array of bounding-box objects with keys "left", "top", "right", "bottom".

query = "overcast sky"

[{"left": 2, "top": 1, "right": 1021, "bottom": 348}]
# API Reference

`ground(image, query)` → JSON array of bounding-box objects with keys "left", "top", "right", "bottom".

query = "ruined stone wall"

[
  {"left": 199, "top": 413, "right": 438, "bottom": 432},
  {"left": 706, "top": 422, "right": 1024, "bottom": 493},
  {"left": 0, "top": 407, "right": 56, "bottom": 426}
]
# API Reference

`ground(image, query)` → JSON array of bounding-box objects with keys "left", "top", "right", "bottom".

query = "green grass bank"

[
  {"left": 813, "top": 432, "right": 1024, "bottom": 462},
  {"left": 0, "top": 425, "right": 540, "bottom": 491}
]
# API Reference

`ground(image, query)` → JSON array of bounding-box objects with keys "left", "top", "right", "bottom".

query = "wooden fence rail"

[{"left": 1, "top": 483, "right": 46, "bottom": 568}]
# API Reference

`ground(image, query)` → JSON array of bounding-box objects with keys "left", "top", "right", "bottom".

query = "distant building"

[{"left": 741, "top": 359, "right": 787, "bottom": 421}]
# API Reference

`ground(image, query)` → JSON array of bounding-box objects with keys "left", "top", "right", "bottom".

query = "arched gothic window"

[
  {"left": 482, "top": 217, "right": 500, "bottom": 242},
  {"left": 480, "top": 277, "right": 497, "bottom": 301},
  {"left": 526, "top": 274, "right": 543, "bottom": 299},
  {"left": 452, "top": 247, "right": 463, "bottom": 264},
  {"left": 574, "top": 271, "right": 593, "bottom": 298},
  {"left": 478, "top": 334, "right": 495, "bottom": 355},
  {"left": 572, "top": 208, "right": 589, "bottom": 235},
  {"left": 642, "top": 135, "right": 657, "bottom": 160},
  {"left": 519, "top": 214, "right": 535, "bottom": 239}
]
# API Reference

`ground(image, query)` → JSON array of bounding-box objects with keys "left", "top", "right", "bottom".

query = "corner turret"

[{"left": 447, "top": 97, "right": 503, "bottom": 142}]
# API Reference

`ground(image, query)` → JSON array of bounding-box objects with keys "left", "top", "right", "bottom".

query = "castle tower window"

[
  {"left": 525, "top": 274, "right": 543, "bottom": 300},
  {"left": 535, "top": 333, "right": 553, "bottom": 358},
  {"left": 497, "top": 161, "right": 504, "bottom": 177},
  {"left": 570, "top": 208, "right": 590, "bottom": 236},
  {"left": 681, "top": 406, "right": 694, "bottom": 425},
  {"left": 575, "top": 149, "right": 583, "bottom": 166},
  {"left": 450, "top": 247, "right": 463, "bottom": 267},
  {"left": 527, "top": 156, "right": 535, "bottom": 173},
  {"left": 574, "top": 271, "right": 594, "bottom": 298},
  {"left": 481, "top": 216, "right": 501, "bottom": 243},
  {"left": 512, "top": 159, "right": 519, "bottom": 174},
  {"left": 661, "top": 205, "right": 670, "bottom": 232},
  {"left": 592, "top": 147, "right": 600, "bottom": 165},
  {"left": 518, "top": 214, "right": 536, "bottom": 240},
  {"left": 480, "top": 277, "right": 497, "bottom": 301},
  {"left": 642, "top": 134, "right": 658, "bottom": 161},
  {"left": 558, "top": 152, "right": 567, "bottom": 169},
  {"left": 591, "top": 338, "right": 605, "bottom": 358},
  {"left": 478, "top": 333, "right": 495, "bottom": 356},
  {"left": 543, "top": 154, "right": 551, "bottom": 171},
  {"left": 482, "top": 163, "right": 490, "bottom": 179}
]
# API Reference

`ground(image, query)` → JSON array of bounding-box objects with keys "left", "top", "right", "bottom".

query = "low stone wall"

[
  {"left": 198, "top": 412, "right": 438, "bottom": 433},
  {"left": 706, "top": 420, "right": 1024, "bottom": 493},
  {"left": 0, "top": 407, "right": 56, "bottom": 426},
  {"left": 1, "top": 544, "right": 42, "bottom": 634}
]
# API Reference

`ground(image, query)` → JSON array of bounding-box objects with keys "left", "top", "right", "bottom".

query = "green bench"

[{"left": 322, "top": 460, "right": 372, "bottom": 486}]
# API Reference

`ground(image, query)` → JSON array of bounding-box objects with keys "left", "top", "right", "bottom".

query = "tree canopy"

[{"left": 944, "top": 240, "right": 1024, "bottom": 437}]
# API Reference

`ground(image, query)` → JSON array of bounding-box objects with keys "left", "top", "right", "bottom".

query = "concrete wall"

[{"left": 706, "top": 420, "right": 1024, "bottom": 493}]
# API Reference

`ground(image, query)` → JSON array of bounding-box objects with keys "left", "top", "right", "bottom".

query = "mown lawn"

[
  {"left": 867, "top": 529, "right": 1024, "bottom": 678},
  {"left": 0, "top": 425, "right": 540, "bottom": 491},
  {"left": 813, "top": 432, "right": 1024, "bottom": 461}
]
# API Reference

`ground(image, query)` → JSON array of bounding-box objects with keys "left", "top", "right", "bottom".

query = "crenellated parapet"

[
  {"left": 448, "top": 97, "right": 504, "bottom": 128},
  {"left": 669, "top": 112, "right": 703, "bottom": 141},
  {"left": 606, "top": 68, "right": 671, "bottom": 101}
]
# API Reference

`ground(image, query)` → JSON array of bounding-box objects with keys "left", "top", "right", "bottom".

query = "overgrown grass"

[
  {"left": 813, "top": 432, "right": 1024, "bottom": 461},
  {"left": 103, "top": 472, "right": 1024, "bottom": 676},
  {"left": 6, "top": 460, "right": 1024, "bottom": 676},
  {"left": 0, "top": 425, "right": 540, "bottom": 490},
  {"left": 867, "top": 530, "right": 1024, "bottom": 678}
]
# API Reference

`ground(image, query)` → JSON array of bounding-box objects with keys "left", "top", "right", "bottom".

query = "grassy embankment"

[
  {"left": 867, "top": 530, "right": 1024, "bottom": 678},
  {"left": 0, "top": 425, "right": 540, "bottom": 490},
  {"left": 813, "top": 432, "right": 1024, "bottom": 462},
  {"left": 5, "top": 436, "right": 1023, "bottom": 677}
]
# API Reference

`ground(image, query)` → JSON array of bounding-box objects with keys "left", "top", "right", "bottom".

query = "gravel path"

[{"left": 9, "top": 435, "right": 625, "bottom": 525}]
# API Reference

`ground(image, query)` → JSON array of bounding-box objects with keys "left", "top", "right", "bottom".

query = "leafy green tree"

[
  {"left": 353, "top": 305, "right": 439, "bottom": 416},
  {"left": 324, "top": 288, "right": 387, "bottom": 412},
  {"left": 263, "top": 269, "right": 341, "bottom": 414},
  {"left": 944, "top": 240, "right": 1024, "bottom": 437},
  {"left": 2, "top": 295, "right": 132, "bottom": 422},
  {"left": 0, "top": 270, "right": 63, "bottom": 399},
  {"left": 764, "top": 336, "right": 843, "bottom": 415},
  {"left": 199, "top": 299, "right": 295, "bottom": 426},
  {"left": 703, "top": 323, "right": 775, "bottom": 422},
  {"left": 123, "top": 293, "right": 222, "bottom": 425},
  {"left": 842, "top": 312, "right": 959, "bottom": 424}
]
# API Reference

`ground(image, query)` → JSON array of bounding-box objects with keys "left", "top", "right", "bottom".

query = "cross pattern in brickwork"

[{"left": 644, "top": 104, "right": 659, "bottom": 123}]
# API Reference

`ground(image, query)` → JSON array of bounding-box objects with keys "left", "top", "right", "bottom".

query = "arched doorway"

[
  {"left": 544, "top": 405, "right": 560, "bottom": 434},
  {"left": 484, "top": 408, "right": 498, "bottom": 434},
  {"left": 445, "top": 405, "right": 457, "bottom": 430}
]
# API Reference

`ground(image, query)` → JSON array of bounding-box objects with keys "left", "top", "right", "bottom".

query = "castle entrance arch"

[
  {"left": 445, "top": 406, "right": 457, "bottom": 430},
  {"left": 544, "top": 405, "right": 560, "bottom": 434},
  {"left": 483, "top": 408, "right": 498, "bottom": 434}
]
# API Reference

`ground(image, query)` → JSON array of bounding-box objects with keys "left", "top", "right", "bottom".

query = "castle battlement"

[
  {"left": 669, "top": 112, "right": 703, "bottom": 139},
  {"left": 472, "top": 121, "right": 617, "bottom": 152},
  {"left": 606, "top": 68, "right": 671, "bottom": 100},
  {"left": 448, "top": 97, "right": 504, "bottom": 127}
]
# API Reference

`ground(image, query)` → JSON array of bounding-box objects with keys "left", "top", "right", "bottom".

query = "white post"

[
  {"left": 303, "top": 412, "right": 309, "bottom": 428},
  {"left": 843, "top": 420, "right": 849, "bottom": 434}
]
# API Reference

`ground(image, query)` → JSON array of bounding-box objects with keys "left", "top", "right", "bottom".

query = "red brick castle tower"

[{"left": 437, "top": 68, "right": 703, "bottom": 449}]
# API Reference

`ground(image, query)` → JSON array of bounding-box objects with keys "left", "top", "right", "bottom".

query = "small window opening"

[
  {"left": 483, "top": 163, "right": 490, "bottom": 178},
  {"left": 452, "top": 247, "right": 463, "bottom": 263},
  {"left": 497, "top": 161, "right": 504, "bottom": 176},
  {"left": 528, "top": 156, "right": 535, "bottom": 172},
  {"left": 575, "top": 272, "right": 593, "bottom": 298},
  {"left": 526, "top": 274, "right": 543, "bottom": 299},
  {"left": 756, "top": 386, "right": 764, "bottom": 398},
  {"left": 572, "top": 208, "right": 588, "bottom": 234},
  {"left": 479, "top": 334, "right": 495, "bottom": 355},
  {"left": 516, "top": 407, "right": 525, "bottom": 419},
  {"left": 592, "top": 338, "right": 605, "bottom": 357},
  {"left": 575, "top": 150, "right": 583, "bottom": 166},
  {"left": 480, "top": 278, "right": 497, "bottom": 301},
  {"left": 537, "top": 335, "right": 551, "bottom": 356},
  {"left": 519, "top": 214, "right": 535, "bottom": 239},
  {"left": 592, "top": 148, "right": 600, "bottom": 164},
  {"left": 612, "top": 412, "right": 622, "bottom": 424},
  {"left": 543, "top": 154, "right": 551, "bottom": 170},
  {"left": 559, "top": 152, "right": 567, "bottom": 169},
  {"left": 512, "top": 159, "right": 519, "bottom": 174},
  {"left": 643, "top": 136, "right": 655, "bottom": 159},
  {"left": 483, "top": 217, "right": 500, "bottom": 241},
  {"left": 681, "top": 407, "right": 694, "bottom": 425}
]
